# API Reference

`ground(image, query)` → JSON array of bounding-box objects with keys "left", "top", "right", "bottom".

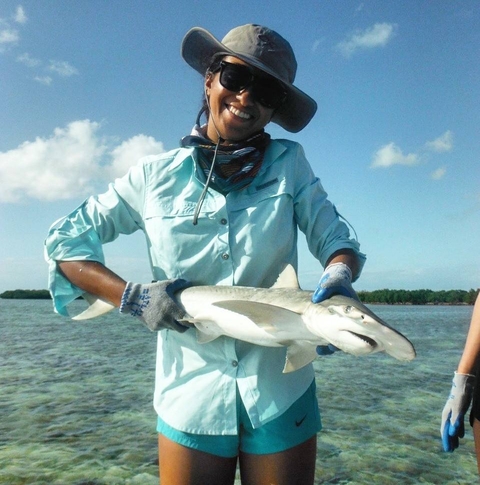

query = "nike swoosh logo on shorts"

[{"left": 295, "top": 414, "right": 307, "bottom": 427}]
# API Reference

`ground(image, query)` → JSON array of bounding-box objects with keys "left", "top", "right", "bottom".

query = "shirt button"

[
  {"left": 231, "top": 360, "right": 238, "bottom": 367},
  {"left": 222, "top": 253, "right": 229, "bottom": 260},
  {"left": 220, "top": 218, "right": 227, "bottom": 225}
]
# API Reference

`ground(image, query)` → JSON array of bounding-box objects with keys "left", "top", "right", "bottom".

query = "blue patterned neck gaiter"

[{"left": 181, "top": 127, "right": 271, "bottom": 194}]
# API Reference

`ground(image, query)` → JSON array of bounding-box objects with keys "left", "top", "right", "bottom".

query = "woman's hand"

[{"left": 120, "top": 279, "right": 191, "bottom": 332}]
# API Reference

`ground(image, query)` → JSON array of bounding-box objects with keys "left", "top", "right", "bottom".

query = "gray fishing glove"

[
  {"left": 441, "top": 372, "right": 476, "bottom": 452},
  {"left": 119, "top": 279, "right": 190, "bottom": 332}
]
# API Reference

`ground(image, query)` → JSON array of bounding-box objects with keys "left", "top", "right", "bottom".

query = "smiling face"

[{"left": 205, "top": 56, "right": 275, "bottom": 144}]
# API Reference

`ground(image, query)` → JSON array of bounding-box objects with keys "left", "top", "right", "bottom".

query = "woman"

[
  {"left": 441, "top": 293, "right": 480, "bottom": 472},
  {"left": 45, "top": 24, "right": 366, "bottom": 485}
]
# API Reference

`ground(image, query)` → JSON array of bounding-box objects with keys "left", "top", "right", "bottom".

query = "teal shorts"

[{"left": 156, "top": 380, "right": 321, "bottom": 458}]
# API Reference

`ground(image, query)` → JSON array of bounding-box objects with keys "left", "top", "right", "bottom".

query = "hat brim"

[{"left": 181, "top": 27, "right": 317, "bottom": 133}]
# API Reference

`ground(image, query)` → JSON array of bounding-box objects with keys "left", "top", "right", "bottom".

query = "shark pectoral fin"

[
  {"left": 179, "top": 318, "right": 223, "bottom": 344},
  {"left": 212, "top": 301, "right": 300, "bottom": 332},
  {"left": 195, "top": 329, "right": 219, "bottom": 344},
  {"left": 72, "top": 294, "right": 116, "bottom": 320},
  {"left": 177, "top": 316, "right": 198, "bottom": 327},
  {"left": 283, "top": 342, "right": 318, "bottom": 373}
]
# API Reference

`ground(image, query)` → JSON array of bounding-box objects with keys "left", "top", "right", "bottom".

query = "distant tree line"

[
  {"left": 357, "top": 288, "right": 479, "bottom": 306},
  {"left": 1, "top": 288, "right": 479, "bottom": 305},
  {"left": 0, "top": 289, "right": 51, "bottom": 299}
]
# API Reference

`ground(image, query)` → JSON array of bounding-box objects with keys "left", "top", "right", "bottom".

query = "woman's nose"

[{"left": 236, "top": 88, "right": 255, "bottom": 106}]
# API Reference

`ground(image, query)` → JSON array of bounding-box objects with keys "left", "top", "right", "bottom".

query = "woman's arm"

[
  {"left": 57, "top": 260, "right": 189, "bottom": 332},
  {"left": 457, "top": 294, "right": 480, "bottom": 374},
  {"left": 58, "top": 260, "right": 127, "bottom": 307},
  {"left": 440, "top": 293, "right": 480, "bottom": 452}
]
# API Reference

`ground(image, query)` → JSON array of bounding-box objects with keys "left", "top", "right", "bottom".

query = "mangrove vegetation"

[{"left": 1, "top": 288, "right": 479, "bottom": 305}]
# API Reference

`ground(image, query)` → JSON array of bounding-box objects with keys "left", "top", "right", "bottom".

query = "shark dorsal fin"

[{"left": 271, "top": 264, "right": 300, "bottom": 289}]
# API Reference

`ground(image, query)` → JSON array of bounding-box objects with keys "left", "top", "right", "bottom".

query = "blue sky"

[{"left": 0, "top": 0, "right": 479, "bottom": 293}]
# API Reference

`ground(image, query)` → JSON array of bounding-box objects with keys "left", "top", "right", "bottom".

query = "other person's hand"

[{"left": 441, "top": 372, "right": 475, "bottom": 452}]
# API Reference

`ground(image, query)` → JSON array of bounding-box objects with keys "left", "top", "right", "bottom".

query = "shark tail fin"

[{"left": 72, "top": 294, "right": 116, "bottom": 320}]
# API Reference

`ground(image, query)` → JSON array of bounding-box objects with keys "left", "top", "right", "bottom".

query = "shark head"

[
  {"left": 305, "top": 295, "right": 416, "bottom": 361},
  {"left": 326, "top": 302, "right": 382, "bottom": 354}
]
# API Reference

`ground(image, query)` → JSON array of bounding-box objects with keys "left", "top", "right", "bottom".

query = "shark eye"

[{"left": 344, "top": 305, "right": 353, "bottom": 314}]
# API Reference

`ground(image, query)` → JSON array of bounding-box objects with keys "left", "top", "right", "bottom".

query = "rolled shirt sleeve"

[{"left": 44, "top": 162, "right": 146, "bottom": 315}]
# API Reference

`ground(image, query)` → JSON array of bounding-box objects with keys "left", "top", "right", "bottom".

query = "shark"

[{"left": 71, "top": 265, "right": 416, "bottom": 372}]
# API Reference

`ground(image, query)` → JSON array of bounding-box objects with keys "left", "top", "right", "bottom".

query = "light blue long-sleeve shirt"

[{"left": 45, "top": 138, "right": 365, "bottom": 434}]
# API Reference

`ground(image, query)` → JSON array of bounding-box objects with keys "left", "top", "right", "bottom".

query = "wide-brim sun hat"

[{"left": 181, "top": 24, "right": 317, "bottom": 133}]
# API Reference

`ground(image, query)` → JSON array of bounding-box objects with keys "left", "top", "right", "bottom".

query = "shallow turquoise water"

[{"left": 0, "top": 300, "right": 477, "bottom": 484}]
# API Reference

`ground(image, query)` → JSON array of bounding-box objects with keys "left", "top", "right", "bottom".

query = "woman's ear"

[{"left": 205, "top": 73, "right": 213, "bottom": 94}]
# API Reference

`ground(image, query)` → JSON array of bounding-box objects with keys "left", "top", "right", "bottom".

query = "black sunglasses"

[{"left": 213, "top": 60, "right": 288, "bottom": 110}]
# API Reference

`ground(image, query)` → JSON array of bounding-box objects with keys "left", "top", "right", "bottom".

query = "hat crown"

[{"left": 221, "top": 24, "right": 297, "bottom": 84}]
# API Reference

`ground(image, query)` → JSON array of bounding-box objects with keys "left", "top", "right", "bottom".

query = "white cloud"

[
  {"left": 109, "top": 135, "right": 165, "bottom": 179},
  {"left": 425, "top": 130, "right": 453, "bottom": 153},
  {"left": 17, "top": 54, "right": 78, "bottom": 83},
  {"left": 371, "top": 142, "right": 419, "bottom": 168},
  {"left": 0, "top": 120, "right": 106, "bottom": 202},
  {"left": 14, "top": 6, "right": 27, "bottom": 24},
  {"left": 2, "top": 6, "right": 77, "bottom": 84},
  {"left": 337, "top": 22, "right": 396, "bottom": 58},
  {"left": 0, "top": 120, "right": 166, "bottom": 203},
  {"left": 0, "top": 5, "right": 25, "bottom": 52},
  {"left": 17, "top": 52, "right": 41, "bottom": 67},
  {"left": 0, "top": 25, "right": 19, "bottom": 50},
  {"left": 311, "top": 38, "right": 326, "bottom": 54},
  {"left": 431, "top": 167, "right": 446, "bottom": 180},
  {"left": 34, "top": 75, "right": 52, "bottom": 85},
  {"left": 48, "top": 60, "right": 79, "bottom": 77}
]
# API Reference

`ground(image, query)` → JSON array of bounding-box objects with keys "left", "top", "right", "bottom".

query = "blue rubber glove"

[
  {"left": 441, "top": 372, "right": 475, "bottom": 452},
  {"left": 312, "top": 263, "right": 358, "bottom": 355},
  {"left": 120, "top": 279, "right": 191, "bottom": 332},
  {"left": 312, "top": 262, "right": 357, "bottom": 303}
]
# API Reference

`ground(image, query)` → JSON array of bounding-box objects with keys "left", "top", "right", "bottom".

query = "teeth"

[{"left": 229, "top": 106, "right": 252, "bottom": 120}]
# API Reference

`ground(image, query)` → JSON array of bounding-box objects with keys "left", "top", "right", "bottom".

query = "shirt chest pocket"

[
  {"left": 143, "top": 197, "right": 226, "bottom": 272},
  {"left": 228, "top": 177, "right": 292, "bottom": 213},
  {"left": 144, "top": 200, "right": 197, "bottom": 220},
  {"left": 144, "top": 187, "right": 226, "bottom": 222}
]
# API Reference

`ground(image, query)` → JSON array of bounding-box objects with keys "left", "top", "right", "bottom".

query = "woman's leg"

[
  {"left": 238, "top": 435, "right": 317, "bottom": 485},
  {"left": 158, "top": 434, "right": 238, "bottom": 485},
  {"left": 473, "top": 418, "right": 480, "bottom": 474}
]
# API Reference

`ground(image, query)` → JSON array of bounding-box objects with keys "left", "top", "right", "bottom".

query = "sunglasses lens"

[
  {"left": 219, "top": 62, "right": 287, "bottom": 110},
  {"left": 253, "top": 81, "right": 287, "bottom": 109},
  {"left": 220, "top": 63, "right": 252, "bottom": 92}
]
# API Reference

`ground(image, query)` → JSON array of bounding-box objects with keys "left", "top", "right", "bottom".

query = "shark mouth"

[{"left": 348, "top": 332, "right": 378, "bottom": 349}]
